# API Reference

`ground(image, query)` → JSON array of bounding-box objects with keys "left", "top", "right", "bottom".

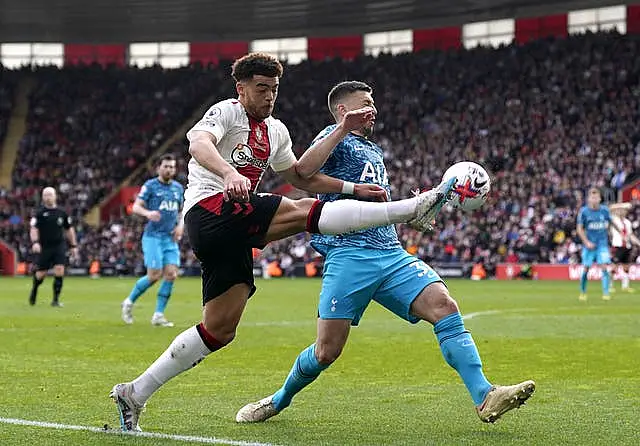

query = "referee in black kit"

[{"left": 29, "top": 187, "right": 78, "bottom": 307}]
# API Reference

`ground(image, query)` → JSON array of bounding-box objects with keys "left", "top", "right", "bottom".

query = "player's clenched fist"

[
  {"left": 341, "top": 107, "right": 376, "bottom": 132},
  {"left": 223, "top": 171, "right": 252, "bottom": 202}
]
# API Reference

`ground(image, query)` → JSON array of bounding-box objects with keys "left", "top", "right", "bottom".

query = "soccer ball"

[{"left": 442, "top": 161, "right": 491, "bottom": 211}]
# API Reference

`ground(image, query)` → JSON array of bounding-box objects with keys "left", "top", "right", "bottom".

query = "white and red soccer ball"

[{"left": 442, "top": 161, "right": 491, "bottom": 211}]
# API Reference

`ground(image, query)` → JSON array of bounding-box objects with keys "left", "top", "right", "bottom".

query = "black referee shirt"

[{"left": 30, "top": 207, "right": 71, "bottom": 247}]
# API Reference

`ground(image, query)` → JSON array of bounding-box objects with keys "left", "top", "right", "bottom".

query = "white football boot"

[
  {"left": 235, "top": 395, "right": 280, "bottom": 423},
  {"left": 151, "top": 313, "right": 174, "bottom": 327},
  {"left": 408, "top": 177, "right": 457, "bottom": 231},
  {"left": 109, "top": 383, "right": 145, "bottom": 431},
  {"left": 476, "top": 380, "right": 536, "bottom": 423},
  {"left": 121, "top": 299, "right": 134, "bottom": 325}
]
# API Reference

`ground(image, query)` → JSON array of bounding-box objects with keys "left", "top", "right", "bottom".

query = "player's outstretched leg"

[
  {"left": 236, "top": 344, "right": 329, "bottom": 423},
  {"left": 263, "top": 177, "right": 456, "bottom": 245},
  {"left": 29, "top": 272, "right": 45, "bottom": 305},
  {"left": 236, "top": 319, "right": 349, "bottom": 423},
  {"left": 122, "top": 269, "right": 161, "bottom": 324},
  {"left": 111, "top": 283, "right": 245, "bottom": 431},
  {"left": 411, "top": 282, "right": 535, "bottom": 423}
]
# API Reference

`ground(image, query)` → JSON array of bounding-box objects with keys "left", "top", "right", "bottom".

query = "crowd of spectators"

[{"left": 2, "top": 31, "right": 640, "bottom": 276}]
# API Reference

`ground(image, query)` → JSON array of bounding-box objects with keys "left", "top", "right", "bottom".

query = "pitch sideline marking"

[{"left": 0, "top": 417, "right": 280, "bottom": 446}]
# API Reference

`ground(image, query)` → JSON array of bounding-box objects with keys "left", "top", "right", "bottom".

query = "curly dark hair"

[{"left": 231, "top": 53, "right": 284, "bottom": 82}]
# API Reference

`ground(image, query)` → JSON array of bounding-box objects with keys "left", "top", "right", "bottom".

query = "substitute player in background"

[
  {"left": 121, "top": 154, "right": 184, "bottom": 327},
  {"left": 236, "top": 81, "right": 535, "bottom": 425},
  {"left": 577, "top": 188, "right": 623, "bottom": 301},
  {"left": 29, "top": 187, "right": 78, "bottom": 307},
  {"left": 610, "top": 203, "right": 640, "bottom": 293},
  {"left": 110, "top": 53, "right": 454, "bottom": 432}
]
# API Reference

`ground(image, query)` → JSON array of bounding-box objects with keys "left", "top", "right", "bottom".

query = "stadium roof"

[{"left": 0, "top": 0, "right": 627, "bottom": 43}]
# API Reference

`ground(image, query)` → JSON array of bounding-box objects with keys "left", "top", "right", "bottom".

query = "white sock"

[
  {"left": 123, "top": 298, "right": 133, "bottom": 306},
  {"left": 131, "top": 326, "right": 212, "bottom": 404},
  {"left": 622, "top": 272, "right": 630, "bottom": 289},
  {"left": 318, "top": 198, "right": 417, "bottom": 235}
]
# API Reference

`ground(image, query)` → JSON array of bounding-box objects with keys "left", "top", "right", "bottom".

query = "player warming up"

[
  {"left": 609, "top": 203, "right": 640, "bottom": 293},
  {"left": 28, "top": 187, "right": 78, "bottom": 307},
  {"left": 110, "top": 53, "right": 455, "bottom": 431},
  {"left": 577, "top": 188, "right": 623, "bottom": 301},
  {"left": 121, "top": 154, "right": 184, "bottom": 327},
  {"left": 235, "top": 81, "right": 535, "bottom": 425}
]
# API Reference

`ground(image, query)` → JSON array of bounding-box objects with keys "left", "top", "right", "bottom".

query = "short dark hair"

[
  {"left": 232, "top": 53, "right": 284, "bottom": 82},
  {"left": 588, "top": 187, "right": 601, "bottom": 197},
  {"left": 327, "top": 81, "right": 372, "bottom": 116},
  {"left": 157, "top": 153, "right": 176, "bottom": 166}
]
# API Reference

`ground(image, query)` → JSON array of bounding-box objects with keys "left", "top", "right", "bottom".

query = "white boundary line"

[{"left": 0, "top": 417, "right": 280, "bottom": 446}]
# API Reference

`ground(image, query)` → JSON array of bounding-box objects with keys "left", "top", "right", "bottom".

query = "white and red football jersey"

[
  {"left": 611, "top": 215, "right": 633, "bottom": 248},
  {"left": 184, "top": 99, "right": 297, "bottom": 213}
]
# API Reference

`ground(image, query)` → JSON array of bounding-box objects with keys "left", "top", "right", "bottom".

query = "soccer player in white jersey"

[
  {"left": 109, "top": 53, "right": 456, "bottom": 431},
  {"left": 236, "top": 81, "right": 535, "bottom": 425},
  {"left": 610, "top": 203, "right": 640, "bottom": 292}
]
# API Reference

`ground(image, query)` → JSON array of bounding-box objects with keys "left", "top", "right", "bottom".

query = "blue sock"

[
  {"left": 127, "top": 276, "right": 153, "bottom": 303},
  {"left": 580, "top": 270, "right": 588, "bottom": 293},
  {"left": 155, "top": 280, "right": 174, "bottom": 314},
  {"left": 434, "top": 312, "right": 492, "bottom": 405},
  {"left": 602, "top": 270, "right": 610, "bottom": 295},
  {"left": 272, "top": 344, "right": 329, "bottom": 411}
]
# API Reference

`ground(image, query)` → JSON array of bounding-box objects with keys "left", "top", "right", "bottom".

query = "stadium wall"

[
  {"left": 0, "top": 238, "right": 17, "bottom": 276},
  {"left": 496, "top": 264, "right": 639, "bottom": 281}
]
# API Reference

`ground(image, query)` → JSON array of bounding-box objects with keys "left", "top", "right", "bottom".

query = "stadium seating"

[{"left": 1, "top": 31, "right": 639, "bottom": 275}]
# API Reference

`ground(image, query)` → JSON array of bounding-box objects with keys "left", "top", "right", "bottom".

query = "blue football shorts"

[
  {"left": 142, "top": 234, "right": 180, "bottom": 269},
  {"left": 581, "top": 245, "right": 611, "bottom": 267},
  {"left": 318, "top": 246, "right": 444, "bottom": 326}
]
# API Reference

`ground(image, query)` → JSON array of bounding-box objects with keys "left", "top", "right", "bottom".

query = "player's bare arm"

[
  {"left": 577, "top": 224, "right": 595, "bottom": 250},
  {"left": 188, "top": 130, "right": 251, "bottom": 202},
  {"left": 295, "top": 107, "right": 375, "bottom": 179},
  {"left": 278, "top": 167, "right": 387, "bottom": 201},
  {"left": 172, "top": 212, "right": 184, "bottom": 242},
  {"left": 132, "top": 198, "right": 161, "bottom": 222},
  {"left": 609, "top": 202, "right": 632, "bottom": 212}
]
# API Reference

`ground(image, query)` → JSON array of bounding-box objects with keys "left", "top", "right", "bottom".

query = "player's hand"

[
  {"left": 172, "top": 226, "right": 184, "bottom": 242},
  {"left": 32, "top": 242, "right": 41, "bottom": 254},
  {"left": 70, "top": 247, "right": 79, "bottom": 261},
  {"left": 146, "top": 210, "right": 162, "bottom": 222},
  {"left": 585, "top": 241, "right": 596, "bottom": 250},
  {"left": 223, "top": 170, "right": 252, "bottom": 202},
  {"left": 340, "top": 107, "right": 376, "bottom": 133},
  {"left": 354, "top": 184, "right": 388, "bottom": 202}
]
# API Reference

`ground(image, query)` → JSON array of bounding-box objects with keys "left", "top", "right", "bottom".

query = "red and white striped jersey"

[{"left": 184, "top": 99, "right": 296, "bottom": 213}]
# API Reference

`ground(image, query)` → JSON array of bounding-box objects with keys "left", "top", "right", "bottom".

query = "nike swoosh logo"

[{"left": 473, "top": 178, "right": 488, "bottom": 188}]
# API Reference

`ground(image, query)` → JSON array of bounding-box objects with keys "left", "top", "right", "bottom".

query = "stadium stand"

[{"left": 1, "top": 31, "right": 640, "bottom": 276}]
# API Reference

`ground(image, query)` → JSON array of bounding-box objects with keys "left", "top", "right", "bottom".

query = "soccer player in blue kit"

[
  {"left": 236, "top": 81, "right": 535, "bottom": 424},
  {"left": 121, "top": 154, "right": 184, "bottom": 327},
  {"left": 577, "top": 187, "right": 623, "bottom": 301}
]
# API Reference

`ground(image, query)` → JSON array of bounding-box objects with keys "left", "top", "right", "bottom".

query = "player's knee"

[
  {"left": 290, "top": 198, "right": 318, "bottom": 221},
  {"left": 163, "top": 268, "right": 178, "bottom": 281},
  {"left": 201, "top": 320, "right": 236, "bottom": 345},
  {"left": 148, "top": 270, "right": 162, "bottom": 282},
  {"left": 53, "top": 266, "right": 65, "bottom": 276},
  {"left": 412, "top": 282, "right": 459, "bottom": 323},
  {"left": 314, "top": 342, "right": 343, "bottom": 365}
]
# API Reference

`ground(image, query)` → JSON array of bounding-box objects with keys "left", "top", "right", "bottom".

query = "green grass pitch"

[{"left": 1, "top": 277, "right": 639, "bottom": 445}]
